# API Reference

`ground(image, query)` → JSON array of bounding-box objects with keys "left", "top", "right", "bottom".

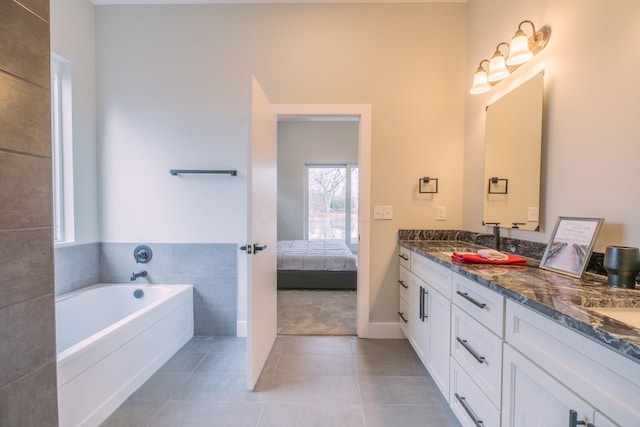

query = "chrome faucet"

[
  {"left": 130, "top": 270, "right": 148, "bottom": 281},
  {"left": 475, "top": 223, "right": 501, "bottom": 251}
]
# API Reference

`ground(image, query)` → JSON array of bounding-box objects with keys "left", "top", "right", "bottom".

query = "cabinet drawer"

[
  {"left": 399, "top": 246, "right": 411, "bottom": 269},
  {"left": 398, "top": 295, "right": 409, "bottom": 336},
  {"left": 398, "top": 265, "right": 410, "bottom": 302},
  {"left": 450, "top": 358, "right": 501, "bottom": 427},
  {"left": 451, "top": 305, "right": 503, "bottom": 408},
  {"left": 452, "top": 273, "right": 504, "bottom": 337},
  {"left": 411, "top": 253, "right": 452, "bottom": 298}
]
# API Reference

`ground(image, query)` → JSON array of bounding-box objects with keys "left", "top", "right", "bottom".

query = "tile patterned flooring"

[{"left": 101, "top": 336, "right": 461, "bottom": 427}]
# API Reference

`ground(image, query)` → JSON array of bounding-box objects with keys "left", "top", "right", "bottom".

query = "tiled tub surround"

[
  {"left": 398, "top": 238, "right": 640, "bottom": 362},
  {"left": 54, "top": 243, "right": 101, "bottom": 296},
  {"left": 54, "top": 243, "right": 237, "bottom": 336}
]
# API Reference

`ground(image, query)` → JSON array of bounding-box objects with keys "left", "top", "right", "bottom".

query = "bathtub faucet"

[{"left": 130, "top": 270, "right": 148, "bottom": 281}]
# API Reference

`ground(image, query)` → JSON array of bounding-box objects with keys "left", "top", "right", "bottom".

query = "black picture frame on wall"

[{"left": 539, "top": 216, "right": 604, "bottom": 278}]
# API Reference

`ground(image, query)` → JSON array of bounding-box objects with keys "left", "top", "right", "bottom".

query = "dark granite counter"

[{"left": 399, "top": 239, "right": 640, "bottom": 363}]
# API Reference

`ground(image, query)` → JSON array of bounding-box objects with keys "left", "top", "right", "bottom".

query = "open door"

[{"left": 245, "top": 76, "right": 278, "bottom": 389}]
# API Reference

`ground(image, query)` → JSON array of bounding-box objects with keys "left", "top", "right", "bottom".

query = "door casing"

[{"left": 273, "top": 104, "right": 371, "bottom": 337}]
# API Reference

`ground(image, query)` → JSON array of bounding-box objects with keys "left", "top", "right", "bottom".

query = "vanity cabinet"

[
  {"left": 450, "top": 273, "right": 505, "bottom": 426},
  {"left": 503, "top": 300, "right": 639, "bottom": 427},
  {"left": 397, "top": 249, "right": 452, "bottom": 400}
]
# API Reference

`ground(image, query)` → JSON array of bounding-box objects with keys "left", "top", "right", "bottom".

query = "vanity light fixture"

[{"left": 470, "top": 20, "right": 551, "bottom": 94}]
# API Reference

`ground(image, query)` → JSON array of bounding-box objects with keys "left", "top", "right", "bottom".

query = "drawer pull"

[
  {"left": 398, "top": 280, "right": 408, "bottom": 289},
  {"left": 399, "top": 253, "right": 409, "bottom": 261},
  {"left": 457, "top": 291, "right": 487, "bottom": 309},
  {"left": 455, "top": 393, "right": 484, "bottom": 427},
  {"left": 419, "top": 286, "right": 428, "bottom": 321},
  {"left": 398, "top": 312, "right": 408, "bottom": 323},
  {"left": 456, "top": 337, "right": 485, "bottom": 364},
  {"left": 569, "top": 410, "right": 595, "bottom": 427}
]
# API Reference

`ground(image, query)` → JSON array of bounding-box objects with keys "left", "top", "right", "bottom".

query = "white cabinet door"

[
  {"left": 502, "top": 344, "right": 597, "bottom": 427},
  {"left": 426, "top": 285, "right": 451, "bottom": 401},
  {"left": 409, "top": 272, "right": 429, "bottom": 364}
]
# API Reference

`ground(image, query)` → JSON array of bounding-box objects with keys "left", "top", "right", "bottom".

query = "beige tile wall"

[{"left": 0, "top": 1, "right": 59, "bottom": 425}]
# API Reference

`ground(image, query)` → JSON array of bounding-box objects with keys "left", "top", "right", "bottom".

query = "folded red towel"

[{"left": 451, "top": 252, "right": 527, "bottom": 265}]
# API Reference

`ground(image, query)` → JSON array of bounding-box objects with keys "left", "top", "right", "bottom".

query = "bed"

[{"left": 277, "top": 240, "right": 357, "bottom": 290}]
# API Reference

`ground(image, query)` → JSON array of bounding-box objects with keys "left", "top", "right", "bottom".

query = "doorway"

[
  {"left": 276, "top": 120, "right": 359, "bottom": 335},
  {"left": 273, "top": 104, "right": 372, "bottom": 338}
]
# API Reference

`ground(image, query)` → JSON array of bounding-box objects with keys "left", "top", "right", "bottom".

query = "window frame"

[
  {"left": 304, "top": 163, "right": 358, "bottom": 252},
  {"left": 51, "top": 53, "right": 75, "bottom": 244}
]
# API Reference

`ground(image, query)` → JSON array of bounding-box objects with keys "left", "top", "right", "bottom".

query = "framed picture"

[{"left": 539, "top": 216, "right": 604, "bottom": 278}]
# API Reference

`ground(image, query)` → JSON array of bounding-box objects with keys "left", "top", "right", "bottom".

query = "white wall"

[
  {"left": 277, "top": 120, "right": 358, "bottom": 241},
  {"left": 50, "top": 0, "right": 99, "bottom": 244},
  {"left": 464, "top": 0, "right": 640, "bottom": 251},
  {"left": 95, "top": 3, "right": 466, "bottom": 323}
]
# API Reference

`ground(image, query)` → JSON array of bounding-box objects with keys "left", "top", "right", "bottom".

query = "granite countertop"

[{"left": 399, "top": 240, "right": 640, "bottom": 363}]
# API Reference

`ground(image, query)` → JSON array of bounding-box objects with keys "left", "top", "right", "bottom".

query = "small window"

[
  {"left": 51, "top": 54, "right": 74, "bottom": 243},
  {"left": 306, "top": 164, "right": 358, "bottom": 252}
]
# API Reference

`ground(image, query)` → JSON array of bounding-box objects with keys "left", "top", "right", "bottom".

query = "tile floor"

[{"left": 101, "top": 336, "right": 461, "bottom": 427}]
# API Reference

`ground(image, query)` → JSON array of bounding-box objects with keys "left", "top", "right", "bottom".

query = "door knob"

[{"left": 240, "top": 244, "right": 252, "bottom": 254}]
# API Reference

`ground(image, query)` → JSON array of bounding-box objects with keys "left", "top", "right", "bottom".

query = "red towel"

[{"left": 451, "top": 252, "right": 527, "bottom": 265}]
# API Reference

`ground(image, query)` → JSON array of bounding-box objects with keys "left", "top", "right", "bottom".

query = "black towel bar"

[{"left": 170, "top": 169, "right": 237, "bottom": 176}]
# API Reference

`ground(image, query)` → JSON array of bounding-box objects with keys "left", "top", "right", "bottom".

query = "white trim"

[
  {"left": 365, "top": 322, "right": 405, "bottom": 339},
  {"left": 236, "top": 320, "right": 247, "bottom": 337},
  {"left": 273, "top": 104, "right": 372, "bottom": 338}
]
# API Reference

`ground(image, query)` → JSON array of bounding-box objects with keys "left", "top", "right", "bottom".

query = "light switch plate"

[
  {"left": 527, "top": 207, "right": 539, "bottom": 222},
  {"left": 374, "top": 205, "right": 393, "bottom": 220},
  {"left": 436, "top": 206, "right": 446, "bottom": 221}
]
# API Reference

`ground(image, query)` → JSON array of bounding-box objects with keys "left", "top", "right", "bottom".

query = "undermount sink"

[{"left": 589, "top": 307, "right": 640, "bottom": 329}]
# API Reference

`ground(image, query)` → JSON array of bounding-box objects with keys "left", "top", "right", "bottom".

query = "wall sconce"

[{"left": 470, "top": 20, "right": 551, "bottom": 94}]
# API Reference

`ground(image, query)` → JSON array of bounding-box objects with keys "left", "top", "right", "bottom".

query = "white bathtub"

[{"left": 56, "top": 283, "right": 193, "bottom": 427}]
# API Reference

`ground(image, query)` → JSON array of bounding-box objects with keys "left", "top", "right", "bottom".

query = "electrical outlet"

[
  {"left": 527, "top": 207, "right": 539, "bottom": 222},
  {"left": 436, "top": 206, "right": 446, "bottom": 221},
  {"left": 373, "top": 205, "right": 393, "bottom": 220}
]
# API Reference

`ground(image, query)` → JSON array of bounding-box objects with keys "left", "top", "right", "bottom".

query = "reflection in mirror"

[{"left": 483, "top": 72, "right": 544, "bottom": 231}]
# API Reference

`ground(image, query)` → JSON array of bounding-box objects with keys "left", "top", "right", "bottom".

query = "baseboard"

[
  {"left": 236, "top": 320, "right": 247, "bottom": 337},
  {"left": 362, "top": 322, "right": 405, "bottom": 339}
]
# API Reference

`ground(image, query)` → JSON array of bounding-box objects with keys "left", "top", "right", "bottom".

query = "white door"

[{"left": 246, "top": 75, "right": 278, "bottom": 390}]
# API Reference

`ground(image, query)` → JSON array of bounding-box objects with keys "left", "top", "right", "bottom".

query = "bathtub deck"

[{"left": 100, "top": 335, "right": 461, "bottom": 427}]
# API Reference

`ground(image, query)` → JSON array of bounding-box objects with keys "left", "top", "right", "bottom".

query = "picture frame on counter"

[{"left": 539, "top": 216, "right": 604, "bottom": 278}]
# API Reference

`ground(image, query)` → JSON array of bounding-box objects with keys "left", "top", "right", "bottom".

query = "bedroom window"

[{"left": 306, "top": 164, "right": 358, "bottom": 251}]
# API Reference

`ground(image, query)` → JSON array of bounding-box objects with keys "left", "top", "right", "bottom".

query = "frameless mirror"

[{"left": 483, "top": 72, "right": 544, "bottom": 231}]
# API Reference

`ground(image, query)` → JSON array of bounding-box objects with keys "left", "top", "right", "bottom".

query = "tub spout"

[{"left": 131, "top": 270, "right": 148, "bottom": 281}]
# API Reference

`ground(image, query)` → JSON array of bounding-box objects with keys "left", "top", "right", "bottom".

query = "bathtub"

[{"left": 56, "top": 283, "right": 193, "bottom": 427}]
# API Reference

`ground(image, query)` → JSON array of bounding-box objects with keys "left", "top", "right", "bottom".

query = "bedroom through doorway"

[{"left": 276, "top": 118, "right": 359, "bottom": 336}]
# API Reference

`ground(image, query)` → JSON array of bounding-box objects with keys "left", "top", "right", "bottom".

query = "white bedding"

[{"left": 277, "top": 240, "right": 357, "bottom": 271}]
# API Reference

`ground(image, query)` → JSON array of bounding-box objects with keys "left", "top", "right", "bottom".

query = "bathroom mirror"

[{"left": 483, "top": 72, "right": 544, "bottom": 231}]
